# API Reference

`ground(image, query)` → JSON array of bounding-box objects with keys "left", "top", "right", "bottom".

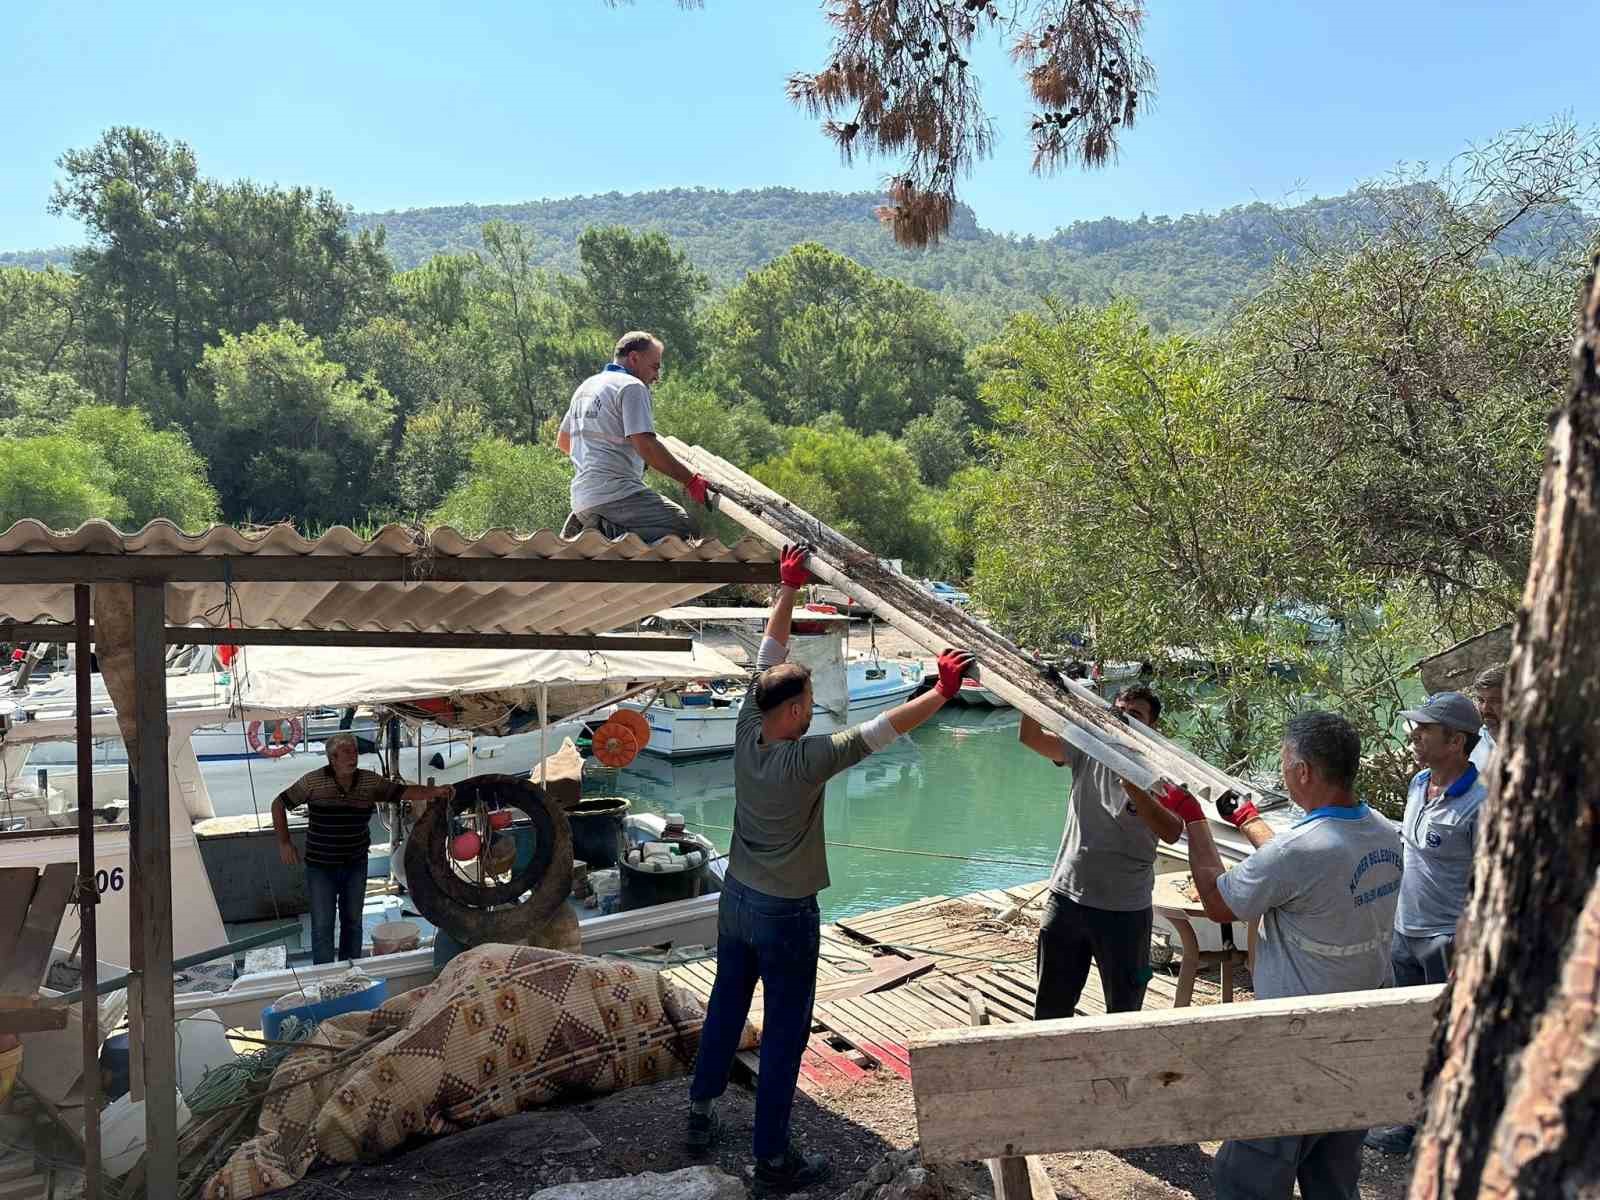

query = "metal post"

[
  {"left": 130, "top": 582, "right": 177, "bottom": 1196},
  {"left": 73, "top": 585, "right": 101, "bottom": 1199}
]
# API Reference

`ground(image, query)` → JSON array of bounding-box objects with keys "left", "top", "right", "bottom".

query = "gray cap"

[{"left": 1400, "top": 691, "right": 1481, "bottom": 733}]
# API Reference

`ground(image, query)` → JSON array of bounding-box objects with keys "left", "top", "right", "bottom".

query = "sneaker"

[
  {"left": 685, "top": 1106, "right": 722, "bottom": 1154},
  {"left": 754, "top": 1148, "right": 832, "bottom": 1194},
  {"left": 1364, "top": 1124, "right": 1416, "bottom": 1155}
]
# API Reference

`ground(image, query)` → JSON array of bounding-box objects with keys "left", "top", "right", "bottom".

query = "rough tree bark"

[{"left": 1409, "top": 256, "right": 1600, "bottom": 1196}]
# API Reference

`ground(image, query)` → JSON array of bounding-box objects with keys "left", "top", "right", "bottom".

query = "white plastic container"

[{"left": 102, "top": 1090, "right": 193, "bottom": 1176}]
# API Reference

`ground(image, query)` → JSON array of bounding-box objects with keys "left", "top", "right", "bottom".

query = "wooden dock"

[{"left": 664, "top": 880, "right": 1184, "bottom": 1092}]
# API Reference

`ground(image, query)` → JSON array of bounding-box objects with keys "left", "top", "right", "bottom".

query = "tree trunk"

[
  {"left": 117, "top": 295, "right": 133, "bottom": 407},
  {"left": 1408, "top": 256, "right": 1600, "bottom": 1196}
]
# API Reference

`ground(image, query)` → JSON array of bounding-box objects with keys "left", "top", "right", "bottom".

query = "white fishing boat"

[{"left": 613, "top": 606, "right": 923, "bottom": 759}]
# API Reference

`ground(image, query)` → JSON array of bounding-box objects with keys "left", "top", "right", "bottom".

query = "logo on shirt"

[
  {"left": 1425, "top": 830, "right": 1443, "bottom": 848},
  {"left": 1349, "top": 846, "right": 1402, "bottom": 908}
]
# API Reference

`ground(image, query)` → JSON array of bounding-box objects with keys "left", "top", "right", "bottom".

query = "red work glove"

[
  {"left": 1157, "top": 782, "right": 1205, "bottom": 825},
  {"left": 779, "top": 543, "right": 814, "bottom": 589},
  {"left": 686, "top": 474, "right": 712, "bottom": 506},
  {"left": 1217, "top": 793, "right": 1261, "bottom": 829},
  {"left": 934, "top": 648, "right": 976, "bottom": 700}
]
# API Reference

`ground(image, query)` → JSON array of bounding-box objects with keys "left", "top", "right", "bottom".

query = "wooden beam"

[
  {"left": 967, "top": 988, "right": 1056, "bottom": 1200},
  {"left": 911, "top": 985, "right": 1441, "bottom": 1161},
  {"left": 129, "top": 581, "right": 178, "bottom": 1197},
  {"left": 3, "top": 623, "right": 697, "bottom": 652},
  {"left": 164, "top": 628, "right": 694, "bottom": 651},
  {"left": 0, "top": 555, "right": 777, "bottom": 585},
  {"left": 74, "top": 583, "right": 103, "bottom": 1200},
  {"left": 0, "top": 1007, "right": 69, "bottom": 1033},
  {"left": 0, "top": 863, "right": 75, "bottom": 996}
]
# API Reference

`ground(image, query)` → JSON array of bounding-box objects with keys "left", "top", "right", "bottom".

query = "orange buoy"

[
  {"left": 450, "top": 831, "right": 482, "bottom": 861},
  {"left": 487, "top": 809, "right": 513, "bottom": 830},
  {"left": 609, "top": 708, "right": 652, "bottom": 750},
  {"left": 591, "top": 721, "right": 640, "bottom": 768}
]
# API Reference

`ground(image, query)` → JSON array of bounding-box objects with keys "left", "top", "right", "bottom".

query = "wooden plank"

[
  {"left": 0, "top": 555, "right": 777, "bottom": 586},
  {"left": 0, "top": 869, "right": 39, "bottom": 969},
  {"left": 814, "top": 957, "right": 934, "bottom": 1004},
  {"left": 130, "top": 581, "right": 178, "bottom": 1198},
  {"left": 0, "top": 1007, "right": 69, "bottom": 1033},
  {"left": 164, "top": 628, "right": 694, "bottom": 652},
  {"left": 0, "top": 864, "right": 74, "bottom": 995},
  {"left": 816, "top": 997, "right": 913, "bottom": 1080},
  {"left": 969, "top": 986, "right": 1056, "bottom": 1200},
  {"left": 911, "top": 984, "right": 1442, "bottom": 1161}
]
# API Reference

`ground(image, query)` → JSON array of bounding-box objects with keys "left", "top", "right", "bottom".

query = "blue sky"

[{"left": 3, "top": 1, "right": 1592, "bottom": 251}]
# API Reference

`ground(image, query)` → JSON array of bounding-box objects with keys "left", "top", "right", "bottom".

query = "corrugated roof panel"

[{"left": 0, "top": 519, "right": 777, "bottom": 636}]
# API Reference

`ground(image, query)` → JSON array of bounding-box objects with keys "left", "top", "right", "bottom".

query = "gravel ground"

[{"left": 267, "top": 1063, "right": 1416, "bottom": 1200}]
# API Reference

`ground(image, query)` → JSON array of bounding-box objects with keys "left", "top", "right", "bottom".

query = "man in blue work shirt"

[
  {"left": 556, "top": 331, "right": 712, "bottom": 542},
  {"left": 1366, "top": 690, "right": 1488, "bottom": 1156},
  {"left": 1142, "top": 710, "right": 1403, "bottom": 1200}
]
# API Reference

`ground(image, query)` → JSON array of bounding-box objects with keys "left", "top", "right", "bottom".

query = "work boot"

[
  {"left": 754, "top": 1147, "right": 832, "bottom": 1194},
  {"left": 1364, "top": 1124, "right": 1416, "bottom": 1155},
  {"left": 685, "top": 1105, "right": 721, "bottom": 1154}
]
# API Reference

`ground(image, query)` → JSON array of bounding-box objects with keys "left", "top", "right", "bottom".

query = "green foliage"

[
  {"left": 0, "top": 436, "right": 126, "bottom": 529},
  {"left": 901, "top": 396, "right": 972, "bottom": 486},
  {"left": 753, "top": 424, "right": 942, "bottom": 572},
  {"left": 199, "top": 321, "right": 394, "bottom": 528},
  {"left": 0, "top": 371, "right": 96, "bottom": 437},
  {"left": 649, "top": 377, "right": 787, "bottom": 466},
  {"left": 394, "top": 400, "right": 489, "bottom": 515},
  {"left": 64, "top": 405, "right": 217, "bottom": 528},
  {"left": 430, "top": 438, "right": 573, "bottom": 535},
  {"left": 707, "top": 243, "right": 975, "bottom": 435},
  {"left": 572, "top": 226, "right": 709, "bottom": 362}
]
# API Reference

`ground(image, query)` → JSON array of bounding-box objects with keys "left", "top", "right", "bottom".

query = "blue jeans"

[
  {"left": 306, "top": 861, "right": 367, "bottom": 964},
  {"left": 690, "top": 875, "right": 820, "bottom": 1160}
]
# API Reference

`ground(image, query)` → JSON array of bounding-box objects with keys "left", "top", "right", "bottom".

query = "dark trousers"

[
  {"left": 1392, "top": 929, "right": 1454, "bottom": 987},
  {"left": 1215, "top": 1130, "right": 1366, "bottom": 1200},
  {"left": 306, "top": 860, "right": 367, "bottom": 964},
  {"left": 690, "top": 875, "right": 820, "bottom": 1160},
  {"left": 1033, "top": 891, "right": 1153, "bottom": 1019}
]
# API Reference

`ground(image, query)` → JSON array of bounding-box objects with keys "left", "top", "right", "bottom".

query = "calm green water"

[{"left": 591, "top": 706, "right": 1073, "bottom": 922}]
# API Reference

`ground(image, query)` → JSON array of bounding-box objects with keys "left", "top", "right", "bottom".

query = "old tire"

[{"left": 403, "top": 774, "right": 573, "bottom": 947}]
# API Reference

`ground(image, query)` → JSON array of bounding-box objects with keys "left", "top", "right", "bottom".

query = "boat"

[
  {"left": 608, "top": 606, "right": 923, "bottom": 759},
  {"left": 4, "top": 637, "right": 752, "bottom": 999}
]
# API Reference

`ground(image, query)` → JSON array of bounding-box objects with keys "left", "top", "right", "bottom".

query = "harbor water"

[{"left": 592, "top": 705, "right": 1073, "bottom": 922}]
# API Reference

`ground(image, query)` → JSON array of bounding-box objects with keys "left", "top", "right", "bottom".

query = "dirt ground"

[{"left": 269, "top": 1064, "right": 1415, "bottom": 1199}]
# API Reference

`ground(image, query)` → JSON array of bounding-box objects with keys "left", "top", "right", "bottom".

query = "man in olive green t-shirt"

[{"left": 687, "top": 543, "right": 975, "bottom": 1193}]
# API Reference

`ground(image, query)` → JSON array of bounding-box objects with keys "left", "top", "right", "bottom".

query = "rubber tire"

[{"left": 403, "top": 774, "right": 573, "bottom": 947}]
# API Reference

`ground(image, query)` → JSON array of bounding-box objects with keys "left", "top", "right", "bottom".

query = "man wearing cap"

[
  {"left": 556, "top": 330, "right": 714, "bottom": 542},
  {"left": 1136, "top": 710, "right": 1403, "bottom": 1199},
  {"left": 1365, "top": 690, "right": 1488, "bottom": 1156},
  {"left": 686, "top": 544, "right": 976, "bottom": 1193}
]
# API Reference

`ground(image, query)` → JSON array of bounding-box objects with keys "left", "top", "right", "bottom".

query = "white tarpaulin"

[{"left": 231, "top": 640, "right": 747, "bottom": 715}]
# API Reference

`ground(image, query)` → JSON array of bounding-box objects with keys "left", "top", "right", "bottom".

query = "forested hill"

[
  {"left": 9, "top": 185, "right": 1592, "bottom": 334},
  {"left": 349, "top": 186, "right": 1312, "bottom": 331}
]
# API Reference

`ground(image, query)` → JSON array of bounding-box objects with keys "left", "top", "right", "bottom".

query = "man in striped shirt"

[{"left": 271, "top": 733, "right": 453, "bottom": 963}]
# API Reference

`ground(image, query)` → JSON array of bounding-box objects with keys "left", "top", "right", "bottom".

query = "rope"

[{"left": 691, "top": 822, "right": 1054, "bottom": 870}]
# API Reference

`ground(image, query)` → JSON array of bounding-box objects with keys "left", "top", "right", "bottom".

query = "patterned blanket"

[{"left": 205, "top": 945, "right": 753, "bottom": 1199}]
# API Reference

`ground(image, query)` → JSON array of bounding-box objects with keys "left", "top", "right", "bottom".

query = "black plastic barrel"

[
  {"left": 619, "top": 854, "right": 706, "bottom": 911},
  {"left": 567, "top": 797, "right": 630, "bottom": 869}
]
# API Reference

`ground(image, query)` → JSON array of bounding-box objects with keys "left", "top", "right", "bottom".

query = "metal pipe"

[
  {"left": 52, "top": 922, "right": 303, "bottom": 1006},
  {"left": 73, "top": 585, "right": 101, "bottom": 1199}
]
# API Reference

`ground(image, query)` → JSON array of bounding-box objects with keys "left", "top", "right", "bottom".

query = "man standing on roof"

[
  {"left": 1017, "top": 685, "right": 1185, "bottom": 1019},
  {"left": 686, "top": 543, "right": 976, "bottom": 1193},
  {"left": 1141, "top": 710, "right": 1403, "bottom": 1200},
  {"left": 556, "top": 331, "right": 714, "bottom": 543},
  {"left": 271, "top": 733, "right": 453, "bottom": 964},
  {"left": 1365, "top": 690, "right": 1489, "bottom": 1156}
]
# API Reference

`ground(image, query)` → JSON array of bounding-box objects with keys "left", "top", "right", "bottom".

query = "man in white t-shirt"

[
  {"left": 556, "top": 330, "right": 712, "bottom": 542},
  {"left": 1468, "top": 663, "right": 1504, "bottom": 772}
]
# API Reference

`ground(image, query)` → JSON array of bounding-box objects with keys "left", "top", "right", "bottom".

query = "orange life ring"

[{"left": 247, "top": 717, "right": 302, "bottom": 758}]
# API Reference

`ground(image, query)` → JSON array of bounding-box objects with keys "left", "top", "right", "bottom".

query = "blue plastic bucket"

[
  {"left": 261, "top": 976, "right": 387, "bottom": 1041},
  {"left": 100, "top": 1032, "right": 131, "bottom": 1100}
]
